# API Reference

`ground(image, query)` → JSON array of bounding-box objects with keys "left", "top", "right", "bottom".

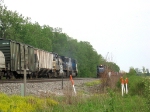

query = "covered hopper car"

[{"left": 0, "top": 38, "right": 78, "bottom": 79}]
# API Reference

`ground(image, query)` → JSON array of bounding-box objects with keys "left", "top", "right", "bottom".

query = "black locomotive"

[{"left": 97, "top": 65, "right": 105, "bottom": 78}]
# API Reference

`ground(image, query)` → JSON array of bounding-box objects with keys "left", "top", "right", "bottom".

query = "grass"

[
  {"left": 41, "top": 93, "right": 147, "bottom": 112},
  {"left": 0, "top": 74, "right": 150, "bottom": 112},
  {"left": 84, "top": 80, "right": 101, "bottom": 86}
]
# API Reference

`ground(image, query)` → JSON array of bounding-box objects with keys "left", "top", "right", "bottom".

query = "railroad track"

[{"left": 0, "top": 77, "right": 93, "bottom": 83}]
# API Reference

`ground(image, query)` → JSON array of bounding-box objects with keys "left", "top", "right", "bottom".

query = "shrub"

[
  {"left": 116, "top": 74, "right": 145, "bottom": 96},
  {"left": 0, "top": 93, "right": 58, "bottom": 112},
  {"left": 127, "top": 75, "right": 145, "bottom": 96},
  {"left": 144, "top": 78, "right": 150, "bottom": 111}
]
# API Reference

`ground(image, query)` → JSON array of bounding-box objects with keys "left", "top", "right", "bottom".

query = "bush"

[
  {"left": 116, "top": 74, "right": 145, "bottom": 96},
  {"left": 127, "top": 75, "right": 145, "bottom": 96},
  {"left": 0, "top": 93, "right": 58, "bottom": 112},
  {"left": 144, "top": 78, "right": 150, "bottom": 111}
]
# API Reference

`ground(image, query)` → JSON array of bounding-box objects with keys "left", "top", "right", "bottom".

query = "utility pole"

[
  {"left": 24, "top": 61, "right": 27, "bottom": 96},
  {"left": 23, "top": 47, "right": 27, "bottom": 96}
]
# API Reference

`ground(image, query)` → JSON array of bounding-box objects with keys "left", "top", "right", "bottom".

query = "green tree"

[
  {"left": 128, "top": 67, "right": 136, "bottom": 75},
  {"left": 0, "top": 2, "right": 121, "bottom": 77}
]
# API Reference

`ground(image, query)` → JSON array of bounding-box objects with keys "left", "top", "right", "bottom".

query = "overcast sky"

[{"left": 2, "top": 0, "right": 150, "bottom": 72}]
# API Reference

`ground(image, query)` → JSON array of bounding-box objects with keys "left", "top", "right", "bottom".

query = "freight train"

[{"left": 0, "top": 38, "right": 78, "bottom": 79}]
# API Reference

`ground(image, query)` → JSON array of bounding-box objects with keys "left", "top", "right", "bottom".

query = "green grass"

[
  {"left": 84, "top": 80, "right": 101, "bottom": 86},
  {"left": 0, "top": 74, "right": 150, "bottom": 112},
  {"left": 44, "top": 75, "right": 150, "bottom": 112},
  {"left": 42, "top": 93, "right": 148, "bottom": 112}
]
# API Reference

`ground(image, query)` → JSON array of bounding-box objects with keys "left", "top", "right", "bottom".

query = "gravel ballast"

[{"left": 0, "top": 78, "right": 98, "bottom": 96}]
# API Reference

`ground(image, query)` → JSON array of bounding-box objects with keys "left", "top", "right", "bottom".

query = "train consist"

[{"left": 0, "top": 38, "right": 78, "bottom": 79}]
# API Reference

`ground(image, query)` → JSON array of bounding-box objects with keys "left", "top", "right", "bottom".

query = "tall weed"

[{"left": 144, "top": 78, "right": 150, "bottom": 111}]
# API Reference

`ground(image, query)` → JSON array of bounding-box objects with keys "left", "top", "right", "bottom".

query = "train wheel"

[
  {"left": 63, "top": 72, "right": 67, "bottom": 77},
  {"left": 53, "top": 72, "right": 57, "bottom": 78},
  {"left": 47, "top": 73, "right": 53, "bottom": 78},
  {"left": 66, "top": 71, "right": 69, "bottom": 77},
  {"left": 0, "top": 72, "right": 2, "bottom": 79},
  {"left": 60, "top": 72, "right": 65, "bottom": 78},
  {"left": 29, "top": 73, "right": 33, "bottom": 79},
  {"left": 6, "top": 75, "right": 10, "bottom": 79},
  {"left": 10, "top": 72, "right": 15, "bottom": 79},
  {"left": 76, "top": 72, "right": 78, "bottom": 77},
  {"left": 27, "top": 74, "right": 30, "bottom": 79},
  {"left": 6, "top": 71, "right": 12, "bottom": 79},
  {"left": 31, "top": 73, "right": 35, "bottom": 79}
]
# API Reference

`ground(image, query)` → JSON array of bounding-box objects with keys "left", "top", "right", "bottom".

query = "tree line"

[
  {"left": 129, "top": 67, "right": 150, "bottom": 76},
  {"left": 0, "top": 2, "right": 120, "bottom": 77}
]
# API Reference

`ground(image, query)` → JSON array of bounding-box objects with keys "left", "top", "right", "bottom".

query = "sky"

[{"left": 2, "top": 0, "right": 150, "bottom": 72}]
